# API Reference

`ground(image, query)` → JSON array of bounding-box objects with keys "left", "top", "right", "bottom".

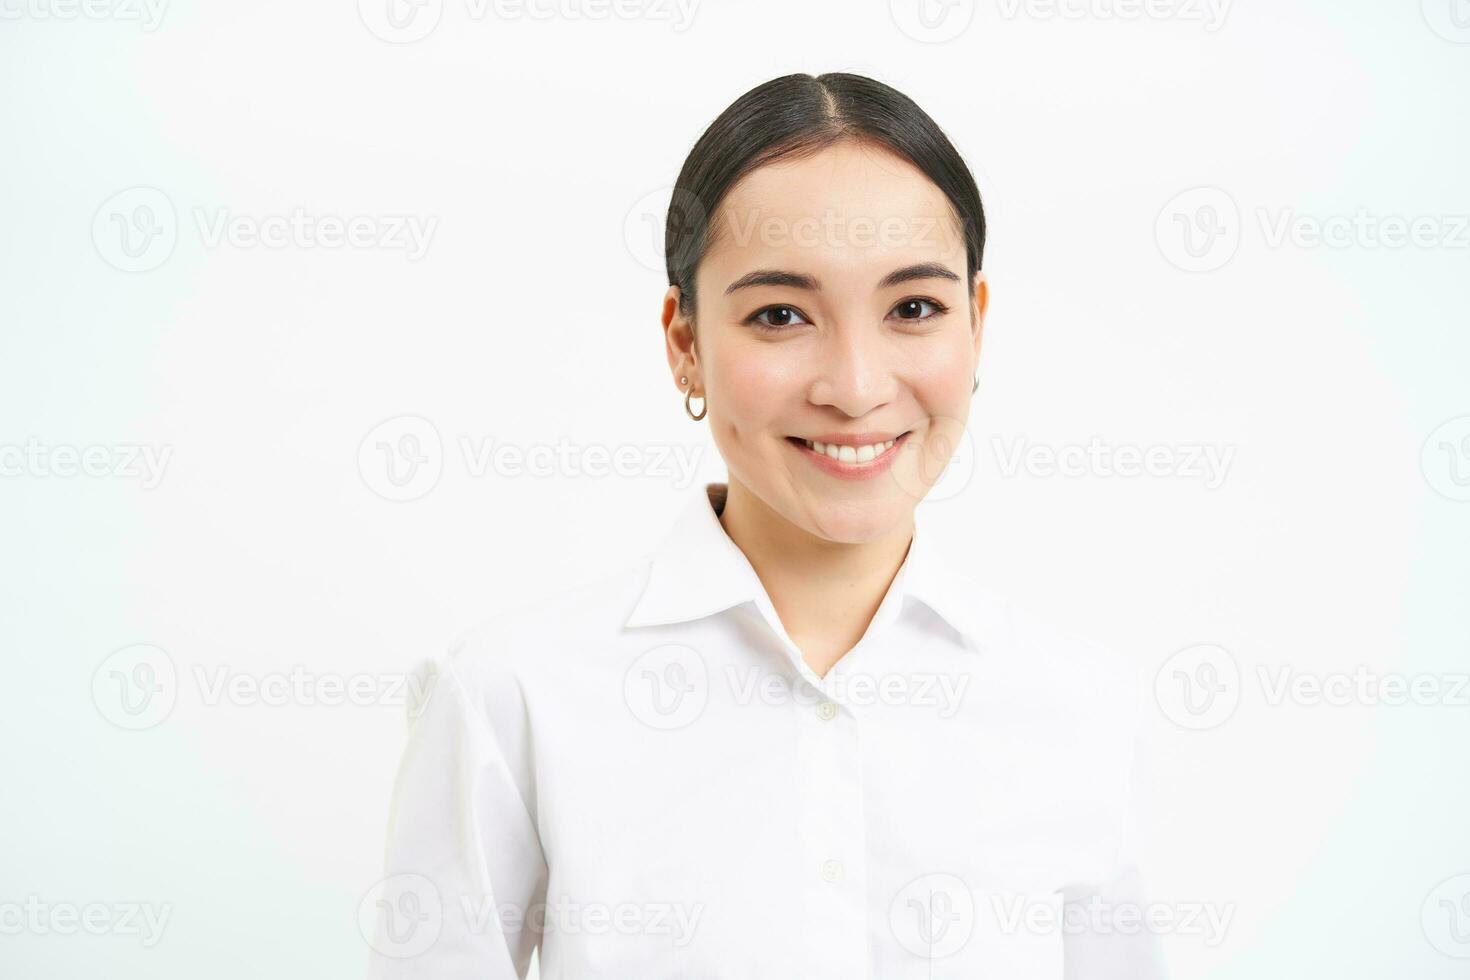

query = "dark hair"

[{"left": 665, "top": 72, "right": 986, "bottom": 323}]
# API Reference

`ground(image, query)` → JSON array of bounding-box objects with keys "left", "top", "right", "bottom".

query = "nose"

[{"left": 806, "top": 322, "right": 898, "bottom": 418}]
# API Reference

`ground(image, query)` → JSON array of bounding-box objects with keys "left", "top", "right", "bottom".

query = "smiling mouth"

[{"left": 784, "top": 431, "right": 912, "bottom": 465}]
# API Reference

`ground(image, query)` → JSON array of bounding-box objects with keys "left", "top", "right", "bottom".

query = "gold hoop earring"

[{"left": 684, "top": 383, "right": 707, "bottom": 421}]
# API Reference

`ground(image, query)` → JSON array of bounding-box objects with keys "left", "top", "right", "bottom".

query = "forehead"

[{"left": 701, "top": 141, "right": 965, "bottom": 284}]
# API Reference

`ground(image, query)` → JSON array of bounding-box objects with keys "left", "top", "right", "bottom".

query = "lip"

[
  {"left": 799, "top": 431, "right": 906, "bottom": 446},
  {"left": 785, "top": 430, "right": 913, "bottom": 480}
]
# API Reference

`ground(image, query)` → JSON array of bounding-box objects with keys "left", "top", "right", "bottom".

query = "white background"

[{"left": 2, "top": 0, "right": 1468, "bottom": 976}]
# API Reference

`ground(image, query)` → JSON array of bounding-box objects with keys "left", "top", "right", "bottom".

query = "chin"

[{"left": 796, "top": 490, "right": 914, "bottom": 545}]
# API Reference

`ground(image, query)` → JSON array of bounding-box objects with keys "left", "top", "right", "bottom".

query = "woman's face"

[{"left": 664, "top": 140, "right": 988, "bottom": 544}]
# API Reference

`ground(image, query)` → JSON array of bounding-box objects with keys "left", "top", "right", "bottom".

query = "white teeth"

[{"left": 801, "top": 437, "right": 899, "bottom": 463}]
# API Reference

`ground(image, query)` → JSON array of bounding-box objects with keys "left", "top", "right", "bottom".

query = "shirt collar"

[{"left": 623, "top": 482, "right": 993, "bottom": 651}]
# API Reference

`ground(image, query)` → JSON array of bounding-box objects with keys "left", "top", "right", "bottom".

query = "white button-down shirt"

[{"left": 366, "top": 482, "right": 1165, "bottom": 979}]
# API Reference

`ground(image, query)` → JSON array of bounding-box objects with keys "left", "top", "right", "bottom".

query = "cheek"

[
  {"left": 907, "top": 335, "right": 976, "bottom": 408},
  {"left": 710, "top": 343, "right": 803, "bottom": 430}
]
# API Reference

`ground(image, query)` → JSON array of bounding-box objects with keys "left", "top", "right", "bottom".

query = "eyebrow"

[{"left": 723, "top": 262, "right": 961, "bottom": 296}]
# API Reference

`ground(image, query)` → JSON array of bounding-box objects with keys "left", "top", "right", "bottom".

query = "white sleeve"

[{"left": 365, "top": 640, "right": 548, "bottom": 980}]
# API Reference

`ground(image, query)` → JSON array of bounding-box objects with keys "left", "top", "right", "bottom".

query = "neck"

[{"left": 716, "top": 478, "right": 915, "bottom": 678}]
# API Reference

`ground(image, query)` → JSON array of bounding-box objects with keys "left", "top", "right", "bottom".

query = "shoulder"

[
  {"left": 446, "top": 555, "right": 656, "bottom": 680},
  {"left": 404, "top": 557, "right": 655, "bottom": 733}
]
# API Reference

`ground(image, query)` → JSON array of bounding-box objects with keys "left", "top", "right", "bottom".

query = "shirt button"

[
  {"left": 820, "top": 859, "right": 844, "bottom": 883},
  {"left": 815, "top": 700, "right": 838, "bottom": 721}
]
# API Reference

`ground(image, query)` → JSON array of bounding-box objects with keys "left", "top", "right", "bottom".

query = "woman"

[{"left": 366, "top": 72, "right": 1163, "bottom": 979}]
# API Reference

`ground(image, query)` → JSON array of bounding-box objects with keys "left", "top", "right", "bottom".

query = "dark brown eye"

[
  {"left": 892, "top": 298, "right": 948, "bottom": 321},
  {"left": 747, "top": 305, "right": 811, "bottom": 331}
]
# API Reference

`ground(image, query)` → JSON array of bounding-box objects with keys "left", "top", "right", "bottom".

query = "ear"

[
  {"left": 970, "top": 271, "right": 989, "bottom": 367},
  {"left": 662, "top": 286, "right": 699, "bottom": 390}
]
